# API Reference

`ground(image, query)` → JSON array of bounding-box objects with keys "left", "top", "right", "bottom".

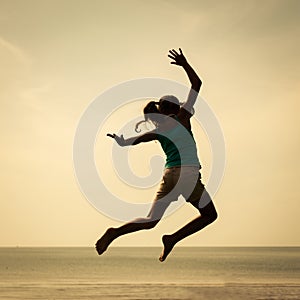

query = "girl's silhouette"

[{"left": 96, "top": 49, "right": 218, "bottom": 262}]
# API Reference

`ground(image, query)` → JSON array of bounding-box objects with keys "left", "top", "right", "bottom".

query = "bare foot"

[
  {"left": 95, "top": 228, "right": 116, "bottom": 255},
  {"left": 159, "top": 234, "right": 176, "bottom": 262}
]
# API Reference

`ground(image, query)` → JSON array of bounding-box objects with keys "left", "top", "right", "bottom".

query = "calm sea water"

[{"left": 0, "top": 247, "right": 299, "bottom": 300}]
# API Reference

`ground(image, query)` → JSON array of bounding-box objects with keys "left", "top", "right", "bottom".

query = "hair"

[
  {"left": 135, "top": 95, "right": 193, "bottom": 133},
  {"left": 135, "top": 101, "right": 161, "bottom": 132},
  {"left": 159, "top": 95, "right": 180, "bottom": 115},
  {"left": 160, "top": 95, "right": 194, "bottom": 116}
]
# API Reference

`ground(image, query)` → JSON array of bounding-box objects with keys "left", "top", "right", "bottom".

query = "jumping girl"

[{"left": 96, "top": 48, "right": 218, "bottom": 262}]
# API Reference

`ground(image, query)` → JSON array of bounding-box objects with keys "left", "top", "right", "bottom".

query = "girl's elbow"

[
  {"left": 197, "top": 79, "right": 202, "bottom": 88},
  {"left": 192, "top": 81, "right": 201, "bottom": 92}
]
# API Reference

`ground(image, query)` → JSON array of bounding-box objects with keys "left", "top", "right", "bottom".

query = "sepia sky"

[{"left": 0, "top": 0, "right": 299, "bottom": 247}]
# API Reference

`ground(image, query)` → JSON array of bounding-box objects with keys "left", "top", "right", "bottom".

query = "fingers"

[
  {"left": 107, "top": 133, "right": 126, "bottom": 146},
  {"left": 168, "top": 48, "right": 183, "bottom": 63},
  {"left": 168, "top": 54, "right": 176, "bottom": 60},
  {"left": 168, "top": 48, "right": 183, "bottom": 55},
  {"left": 170, "top": 49, "right": 179, "bottom": 56}
]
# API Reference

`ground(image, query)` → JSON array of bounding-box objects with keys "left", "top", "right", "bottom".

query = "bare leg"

[
  {"left": 159, "top": 200, "right": 218, "bottom": 262},
  {"left": 96, "top": 200, "right": 170, "bottom": 255}
]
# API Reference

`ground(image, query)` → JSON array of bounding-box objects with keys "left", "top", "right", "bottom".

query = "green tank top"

[{"left": 156, "top": 117, "right": 201, "bottom": 168}]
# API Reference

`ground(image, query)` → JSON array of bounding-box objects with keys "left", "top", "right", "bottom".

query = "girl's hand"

[
  {"left": 107, "top": 133, "right": 127, "bottom": 146},
  {"left": 168, "top": 48, "right": 188, "bottom": 66}
]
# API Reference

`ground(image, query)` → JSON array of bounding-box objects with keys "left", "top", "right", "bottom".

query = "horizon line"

[{"left": 1, "top": 245, "right": 299, "bottom": 248}]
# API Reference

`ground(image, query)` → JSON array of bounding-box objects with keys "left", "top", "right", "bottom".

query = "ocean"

[{"left": 0, "top": 247, "right": 299, "bottom": 299}]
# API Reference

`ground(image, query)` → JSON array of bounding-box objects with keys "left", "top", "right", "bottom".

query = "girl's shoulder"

[
  {"left": 156, "top": 115, "right": 176, "bottom": 132},
  {"left": 176, "top": 108, "right": 192, "bottom": 131}
]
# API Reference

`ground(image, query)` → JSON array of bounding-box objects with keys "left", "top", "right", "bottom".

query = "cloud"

[
  {"left": 0, "top": 36, "right": 29, "bottom": 65},
  {"left": 19, "top": 83, "right": 53, "bottom": 111}
]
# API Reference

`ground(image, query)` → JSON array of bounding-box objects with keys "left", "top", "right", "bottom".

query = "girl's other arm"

[
  {"left": 107, "top": 131, "right": 157, "bottom": 146},
  {"left": 168, "top": 48, "right": 202, "bottom": 114}
]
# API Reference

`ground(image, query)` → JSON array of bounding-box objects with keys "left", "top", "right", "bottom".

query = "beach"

[{"left": 0, "top": 247, "right": 299, "bottom": 299}]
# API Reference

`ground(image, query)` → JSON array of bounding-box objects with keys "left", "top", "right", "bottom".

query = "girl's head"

[
  {"left": 159, "top": 95, "right": 180, "bottom": 115},
  {"left": 135, "top": 96, "right": 184, "bottom": 132},
  {"left": 135, "top": 101, "right": 161, "bottom": 132}
]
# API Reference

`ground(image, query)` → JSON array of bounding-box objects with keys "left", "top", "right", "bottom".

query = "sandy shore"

[{"left": 1, "top": 282, "right": 300, "bottom": 300}]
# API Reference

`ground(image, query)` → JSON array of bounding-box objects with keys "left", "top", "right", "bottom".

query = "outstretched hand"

[
  {"left": 168, "top": 48, "right": 187, "bottom": 66},
  {"left": 107, "top": 133, "right": 127, "bottom": 146}
]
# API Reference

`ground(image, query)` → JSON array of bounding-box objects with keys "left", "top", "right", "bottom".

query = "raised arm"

[
  {"left": 168, "top": 48, "right": 202, "bottom": 114},
  {"left": 107, "top": 131, "right": 157, "bottom": 146}
]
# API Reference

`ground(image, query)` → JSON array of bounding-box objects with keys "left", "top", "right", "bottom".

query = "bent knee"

[
  {"left": 203, "top": 208, "right": 218, "bottom": 224},
  {"left": 210, "top": 210, "right": 218, "bottom": 223},
  {"left": 200, "top": 201, "right": 218, "bottom": 223}
]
